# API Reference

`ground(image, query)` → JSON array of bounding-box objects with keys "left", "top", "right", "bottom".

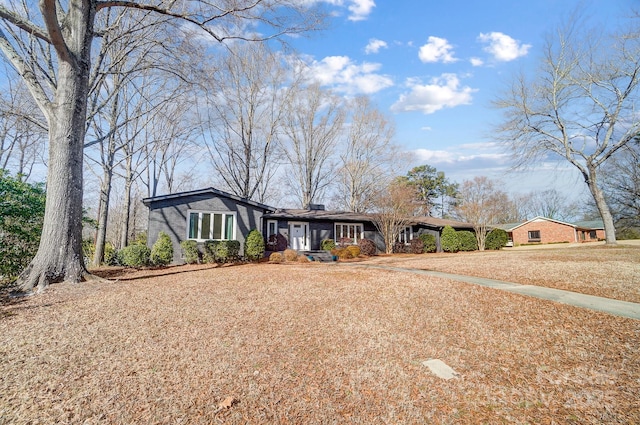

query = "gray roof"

[
  {"left": 573, "top": 219, "right": 605, "bottom": 230},
  {"left": 264, "top": 208, "right": 372, "bottom": 222},
  {"left": 141, "top": 187, "right": 276, "bottom": 211},
  {"left": 411, "top": 216, "right": 474, "bottom": 229}
]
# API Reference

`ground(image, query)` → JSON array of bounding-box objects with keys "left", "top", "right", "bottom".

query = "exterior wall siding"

[
  {"left": 146, "top": 193, "right": 266, "bottom": 263},
  {"left": 511, "top": 219, "right": 577, "bottom": 245}
]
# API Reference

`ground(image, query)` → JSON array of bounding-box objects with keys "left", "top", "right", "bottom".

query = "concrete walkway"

[{"left": 343, "top": 263, "right": 640, "bottom": 320}]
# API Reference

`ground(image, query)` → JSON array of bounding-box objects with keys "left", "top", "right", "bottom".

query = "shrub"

[
  {"left": 215, "top": 240, "right": 240, "bottom": 263},
  {"left": 180, "top": 240, "right": 200, "bottom": 264},
  {"left": 346, "top": 245, "right": 361, "bottom": 257},
  {"left": 0, "top": 171, "right": 45, "bottom": 282},
  {"left": 409, "top": 238, "right": 424, "bottom": 254},
  {"left": 458, "top": 230, "right": 478, "bottom": 251},
  {"left": 358, "top": 238, "right": 377, "bottom": 256},
  {"left": 267, "top": 233, "right": 288, "bottom": 252},
  {"left": 150, "top": 232, "right": 174, "bottom": 266},
  {"left": 337, "top": 248, "right": 353, "bottom": 260},
  {"left": 203, "top": 240, "right": 219, "bottom": 263},
  {"left": 104, "top": 242, "right": 119, "bottom": 266},
  {"left": 419, "top": 233, "right": 437, "bottom": 253},
  {"left": 82, "top": 238, "right": 95, "bottom": 264},
  {"left": 119, "top": 244, "right": 151, "bottom": 267},
  {"left": 441, "top": 225, "right": 460, "bottom": 253},
  {"left": 393, "top": 242, "right": 407, "bottom": 254},
  {"left": 269, "top": 252, "right": 283, "bottom": 263},
  {"left": 283, "top": 249, "right": 298, "bottom": 262},
  {"left": 245, "top": 229, "right": 265, "bottom": 261},
  {"left": 298, "top": 254, "right": 311, "bottom": 263},
  {"left": 485, "top": 228, "right": 509, "bottom": 250},
  {"left": 321, "top": 239, "right": 336, "bottom": 251}
]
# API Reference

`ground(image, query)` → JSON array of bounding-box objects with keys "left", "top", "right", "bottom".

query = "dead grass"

[
  {"left": 369, "top": 243, "right": 640, "bottom": 303},
  {"left": 1, "top": 248, "right": 639, "bottom": 424}
]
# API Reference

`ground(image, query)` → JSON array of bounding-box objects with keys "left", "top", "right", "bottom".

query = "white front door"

[{"left": 289, "top": 222, "right": 309, "bottom": 251}]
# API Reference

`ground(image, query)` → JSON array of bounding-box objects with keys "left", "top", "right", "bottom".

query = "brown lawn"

[{"left": 1, "top": 244, "right": 639, "bottom": 424}]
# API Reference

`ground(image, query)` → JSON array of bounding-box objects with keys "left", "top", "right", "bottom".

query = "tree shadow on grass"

[{"left": 91, "top": 263, "right": 239, "bottom": 282}]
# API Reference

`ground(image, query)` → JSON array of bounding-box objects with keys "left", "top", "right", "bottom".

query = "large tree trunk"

[
  {"left": 586, "top": 166, "right": 617, "bottom": 245},
  {"left": 16, "top": 2, "right": 95, "bottom": 293}
]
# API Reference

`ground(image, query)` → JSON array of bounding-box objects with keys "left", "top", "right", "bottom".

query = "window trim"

[
  {"left": 398, "top": 226, "right": 413, "bottom": 245},
  {"left": 528, "top": 230, "right": 541, "bottom": 242},
  {"left": 334, "top": 222, "right": 364, "bottom": 245},
  {"left": 266, "top": 219, "right": 278, "bottom": 240},
  {"left": 186, "top": 210, "right": 237, "bottom": 242}
]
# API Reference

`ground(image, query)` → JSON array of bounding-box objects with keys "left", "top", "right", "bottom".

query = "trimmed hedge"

[
  {"left": 119, "top": 244, "right": 151, "bottom": 267},
  {"left": 150, "top": 232, "right": 174, "bottom": 266},
  {"left": 245, "top": 229, "right": 265, "bottom": 261},
  {"left": 458, "top": 230, "right": 478, "bottom": 251},
  {"left": 485, "top": 228, "right": 508, "bottom": 250},
  {"left": 204, "top": 240, "right": 240, "bottom": 263},
  {"left": 441, "top": 225, "right": 460, "bottom": 253},
  {"left": 180, "top": 240, "right": 200, "bottom": 264},
  {"left": 419, "top": 233, "right": 437, "bottom": 253}
]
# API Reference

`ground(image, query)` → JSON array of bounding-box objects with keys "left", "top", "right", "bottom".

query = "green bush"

[
  {"left": 419, "top": 233, "right": 437, "bottom": 253},
  {"left": 204, "top": 240, "right": 240, "bottom": 263},
  {"left": 485, "top": 228, "right": 509, "bottom": 250},
  {"left": 245, "top": 229, "right": 265, "bottom": 261},
  {"left": 321, "top": 238, "right": 336, "bottom": 251},
  {"left": 82, "top": 238, "right": 95, "bottom": 264},
  {"left": 119, "top": 244, "right": 151, "bottom": 267},
  {"left": 150, "top": 232, "right": 174, "bottom": 266},
  {"left": 358, "top": 238, "right": 376, "bottom": 256},
  {"left": 441, "top": 225, "right": 460, "bottom": 253},
  {"left": 409, "top": 238, "right": 424, "bottom": 254},
  {"left": 180, "top": 240, "right": 200, "bottom": 264},
  {"left": 0, "top": 171, "right": 46, "bottom": 282},
  {"left": 104, "top": 242, "right": 119, "bottom": 266},
  {"left": 458, "top": 230, "right": 478, "bottom": 251}
]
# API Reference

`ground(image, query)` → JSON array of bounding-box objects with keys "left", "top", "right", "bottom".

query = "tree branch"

[{"left": 0, "top": 5, "right": 51, "bottom": 42}]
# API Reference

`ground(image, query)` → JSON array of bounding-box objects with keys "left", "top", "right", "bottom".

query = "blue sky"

[{"left": 286, "top": 0, "right": 637, "bottom": 198}]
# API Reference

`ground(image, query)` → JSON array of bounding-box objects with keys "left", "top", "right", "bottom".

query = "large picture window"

[
  {"left": 187, "top": 211, "right": 236, "bottom": 241},
  {"left": 334, "top": 223, "right": 363, "bottom": 245}
]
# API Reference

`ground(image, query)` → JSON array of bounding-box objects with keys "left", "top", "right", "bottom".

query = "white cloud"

[
  {"left": 421, "top": 126, "right": 432, "bottom": 131},
  {"left": 365, "top": 38, "right": 388, "bottom": 54},
  {"left": 348, "top": 0, "right": 376, "bottom": 21},
  {"left": 307, "top": 55, "right": 394, "bottom": 94},
  {"left": 391, "top": 74, "right": 477, "bottom": 114},
  {"left": 477, "top": 32, "right": 531, "bottom": 62},
  {"left": 418, "top": 36, "right": 457, "bottom": 63},
  {"left": 470, "top": 57, "right": 484, "bottom": 67}
]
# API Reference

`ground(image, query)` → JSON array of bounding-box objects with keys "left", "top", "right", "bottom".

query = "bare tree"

[
  {"left": 514, "top": 188, "right": 579, "bottom": 222},
  {"left": 0, "top": 76, "right": 46, "bottom": 180},
  {"left": 456, "top": 176, "right": 513, "bottom": 251},
  {"left": 370, "top": 179, "right": 416, "bottom": 254},
  {"left": 602, "top": 139, "right": 640, "bottom": 230},
  {"left": 201, "top": 43, "right": 293, "bottom": 203},
  {"left": 281, "top": 83, "right": 345, "bottom": 208},
  {"left": 334, "top": 95, "right": 398, "bottom": 213},
  {"left": 494, "top": 15, "right": 640, "bottom": 245},
  {"left": 0, "top": 0, "right": 324, "bottom": 292}
]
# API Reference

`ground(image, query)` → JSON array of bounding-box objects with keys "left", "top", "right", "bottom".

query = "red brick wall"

[{"left": 511, "top": 219, "right": 577, "bottom": 245}]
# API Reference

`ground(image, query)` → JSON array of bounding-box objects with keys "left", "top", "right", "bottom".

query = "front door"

[{"left": 289, "top": 222, "right": 309, "bottom": 251}]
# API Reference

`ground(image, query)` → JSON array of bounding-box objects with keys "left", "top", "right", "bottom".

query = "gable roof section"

[
  {"left": 495, "top": 216, "right": 605, "bottom": 231},
  {"left": 142, "top": 187, "right": 276, "bottom": 211},
  {"left": 264, "top": 208, "right": 372, "bottom": 222}
]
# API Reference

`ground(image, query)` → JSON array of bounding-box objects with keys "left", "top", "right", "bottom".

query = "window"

[
  {"left": 334, "top": 223, "right": 363, "bottom": 245},
  {"left": 589, "top": 230, "right": 597, "bottom": 239},
  {"left": 398, "top": 226, "right": 413, "bottom": 244},
  {"left": 187, "top": 210, "right": 236, "bottom": 241},
  {"left": 528, "top": 230, "right": 541, "bottom": 241},
  {"left": 267, "top": 220, "right": 278, "bottom": 239}
]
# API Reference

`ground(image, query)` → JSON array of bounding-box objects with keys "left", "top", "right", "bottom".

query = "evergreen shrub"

[
  {"left": 485, "top": 228, "right": 509, "bottom": 250},
  {"left": 419, "top": 233, "right": 437, "bottom": 253},
  {"left": 180, "top": 240, "right": 200, "bottom": 264},
  {"left": 245, "top": 229, "right": 265, "bottom": 261},
  {"left": 441, "top": 225, "right": 460, "bottom": 253},
  {"left": 119, "top": 244, "right": 151, "bottom": 267},
  {"left": 321, "top": 239, "right": 336, "bottom": 251},
  {"left": 150, "top": 232, "right": 174, "bottom": 266},
  {"left": 458, "top": 230, "right": 478, "bottom": 251}
]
